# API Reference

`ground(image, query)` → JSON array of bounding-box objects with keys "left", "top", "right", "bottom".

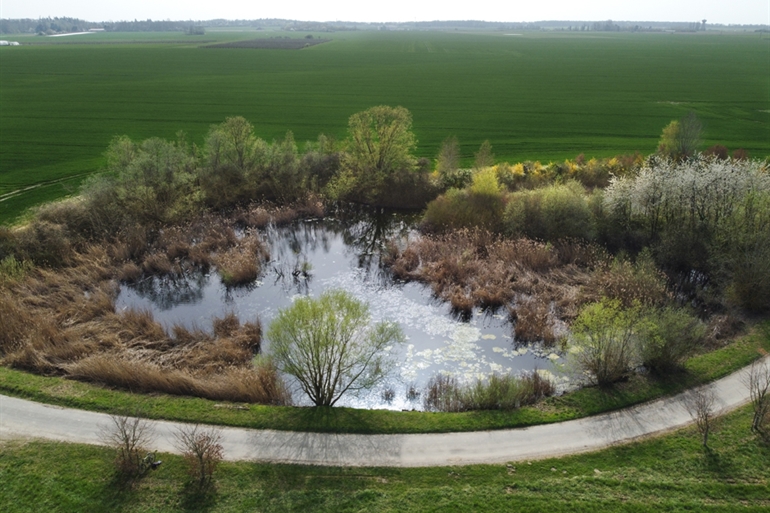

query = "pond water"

[{"left": 116, "top": 208, "right": 565, "bottom": 409}]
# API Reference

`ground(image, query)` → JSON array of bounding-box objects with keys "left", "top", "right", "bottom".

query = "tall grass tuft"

[{"left": 423, "top": 371, "right": 555, "bottom": 412}]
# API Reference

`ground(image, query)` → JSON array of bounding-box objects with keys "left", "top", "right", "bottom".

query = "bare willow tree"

[
  {"left": 684, "top": 385, "right": 717, "bottom": 448},
  {"left": 267, "top": 289, "right": 404, "bottom": 406},
  {"left": 744, "top": 358, "right": 770, "bottom": 437}
]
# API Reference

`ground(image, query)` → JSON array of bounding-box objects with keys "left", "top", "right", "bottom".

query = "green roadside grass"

[
  {"left": 1, "top": 404, "right": 768, "bottom": 512},
  {"left": 1, "top": 322, "right": 767, "bottom": 435}
]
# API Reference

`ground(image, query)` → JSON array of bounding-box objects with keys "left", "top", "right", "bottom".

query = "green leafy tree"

[
  {"left": 637, "top": 307, "right": 705, "bottom": 373},
  {"left": 267, "top": 290, "right": 405, "bottom": 407},
  {"left": 340, "top": 105, "right": 417, "bottom": 193},
  {"left": 569, "top": 299, "right": 641, "bottom": 386}
]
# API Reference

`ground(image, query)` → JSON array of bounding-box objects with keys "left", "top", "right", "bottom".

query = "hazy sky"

[{"left": 1, "top": 0, "right": 768, "bottom": 25}]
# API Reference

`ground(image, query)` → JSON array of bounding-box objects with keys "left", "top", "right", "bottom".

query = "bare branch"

[
  {"left": 744, "top": 357, "right": 770, "bottom": 437},
  {"left": 684, "top": 385, "right": 717, "bottom": 448},
  {"left": 173, "top": 424, "right": 224, "bottom": 488},
  {"left": 100, "top": 414, "right": 155, "bottom": 477}
]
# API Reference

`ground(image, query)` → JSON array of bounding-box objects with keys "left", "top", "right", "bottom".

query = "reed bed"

[
  {"left": 0, "top": 212, "right": 289, "bottom": 405},
  {"left": 233, "top": 197, "right": 325, "bottom": 229},
  {"left": 385, "top": 229, "right": 598, "bottom": 343}
]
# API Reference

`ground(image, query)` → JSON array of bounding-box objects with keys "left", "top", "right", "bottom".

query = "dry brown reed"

[
  {"left": 0, "top": 292, "right": 28, "bottom": 355},
  {"left": 215, "top": 234, "right": 269, "bottom": 286},
  {"left": 67, "top": 355, "right": 289, "bottom": 404},
  {"left": 1, "top": 221, "right": 284, "bottom": 404},
  {"left": 0, "top": 200, "right": 309, "bottom": 405},
  {"left": 581, "top": 254, "right": 671, "bottom": 308},
  {"left": 118, "top": 262, "right": 142, "bottom": 283},
  {"left": 234, "top": 197, "right": 325, "bottom": 229},
  {"left": 385, "top": 229, "right": 599, "bottom": 341},
  {"left": 142, "top": 252, "right": 174, "bottom": 275},
  {"left": 511, "top": 297, "right": 558, "bottom": 346}
]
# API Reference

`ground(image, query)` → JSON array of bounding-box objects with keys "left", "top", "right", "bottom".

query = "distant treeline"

[{"left": 2, "top": 17, "right": 767, "bottom": 35}]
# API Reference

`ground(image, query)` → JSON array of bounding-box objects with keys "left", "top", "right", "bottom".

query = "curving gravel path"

[{"left": 1, "top": 357, "right": 766, "bottom": 467}]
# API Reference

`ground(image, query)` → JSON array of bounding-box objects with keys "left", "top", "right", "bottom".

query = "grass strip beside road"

[
  {"left": 2, "top": 405, "right": 768, "bottom": 512},
  {"left": 0, "top": 322, "right": 767, "bottom": 435}
]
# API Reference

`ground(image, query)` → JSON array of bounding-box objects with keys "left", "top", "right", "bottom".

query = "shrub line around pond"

[{"left": 0, "top": 322, "right": 767, "bottom": 435}]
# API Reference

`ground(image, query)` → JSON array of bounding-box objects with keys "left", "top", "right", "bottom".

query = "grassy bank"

[
  {"left": 1, "top": 322, "right": 767, "bottom": 435},
  {"left": 2, "top": 404, "right": 768, "bottom": 512}
]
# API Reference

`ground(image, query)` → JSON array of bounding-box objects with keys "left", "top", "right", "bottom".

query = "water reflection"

[
  {"left": 116, "top": 206, "right": 564, "bottom": 409},
  {"left": 129, "top": 272, "right": 210, "bottom": 311}
]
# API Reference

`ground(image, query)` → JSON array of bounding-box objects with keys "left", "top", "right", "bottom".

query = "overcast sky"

[{"left": 1, "top": 0, "right": 768, "bottom": 25}]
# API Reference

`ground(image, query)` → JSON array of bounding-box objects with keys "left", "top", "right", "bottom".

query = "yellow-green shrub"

[{"left": 504, "top": 181, "right": 596, "bottom": 241}]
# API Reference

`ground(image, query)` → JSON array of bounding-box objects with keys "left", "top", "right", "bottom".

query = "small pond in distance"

[{"left": 116, "top": 208, "right": 565, "bottom": 409}]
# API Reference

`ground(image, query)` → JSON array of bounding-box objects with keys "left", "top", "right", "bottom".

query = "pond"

[{"left": 116, "top": 208, "right": 565, "bottom": 409}]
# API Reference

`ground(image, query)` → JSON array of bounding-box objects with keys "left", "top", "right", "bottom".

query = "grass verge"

[
  {"left": 1, "top": 405, "right": 768, "bottom": 512},
  {"left": 1, "top": 322, "right": 768, "bottom": 435}
]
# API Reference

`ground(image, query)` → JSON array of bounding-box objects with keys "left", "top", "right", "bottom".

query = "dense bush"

[
  {"left": 422, "top": 168, "right": 506, "bottom": 232},
  {"left": 503, "top": 180, "right": 596, "bottom": 242},
  {"left": 569, "top": 299, "right": 640, "bottom": 386},
  {"left": 0, "top": 226, "right": 17, "bottom": 261},
  {"left": 582, "top": 250, "right": 670, "bottom": 308},
  {"left": 637, "top": 307, "right": 705, "bottom": 373}
]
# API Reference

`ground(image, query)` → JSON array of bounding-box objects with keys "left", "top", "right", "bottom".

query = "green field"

[{"left": 1, "top": 30, "right": 769, "bottom": 222}]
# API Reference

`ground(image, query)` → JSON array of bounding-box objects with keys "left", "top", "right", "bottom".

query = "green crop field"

[{"left": 1, "top": 30, "right": 769, "bottom": 222}]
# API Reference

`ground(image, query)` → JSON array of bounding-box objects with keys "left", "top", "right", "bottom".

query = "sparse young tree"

[
  {"left": 744, "top": 358, "right": 770, "bottom": 437},
  {"left": 657, "top": 111, "right": 702, "bottom": 161},
  {"left": 174, "top": 424, "right": 224, "bottom": 488},
  {"left": 474, "top": 140, "right": 494, "bottom": 169},
  {"left": 437, "top": 136, "right": 460, "bottom": 176},
  {"left": 100, "top": 414, "right": 155, "bottom": 478},
  {"left": 684, "top": 385, "right": 717, "bottom": 448},
  {"left": 267, "top": 289, "right": 405, "bottom": 406},
  {"left": 436, "top": 136, "right": 469, "bottom": 188}
]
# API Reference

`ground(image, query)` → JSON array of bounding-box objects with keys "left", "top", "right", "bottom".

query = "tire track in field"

[{"left": 0, "top": 173, "right": 91, "bottom": 203}]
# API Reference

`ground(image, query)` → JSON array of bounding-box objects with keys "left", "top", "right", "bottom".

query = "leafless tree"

[
  {"left": 744, "top": 358, "right": 770, "bottom": 437},
  {"left": 684, "top": 385, "right": 717, "bottom": 448},
  {"left": 474, "top": 140, "right": 494, "bottom": 169},
  {"left": 100, "top": 414, "right": 155, "bottom": 477},
  {"left": 174, "top": 424, "right": 224, "bottom": 488}
]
